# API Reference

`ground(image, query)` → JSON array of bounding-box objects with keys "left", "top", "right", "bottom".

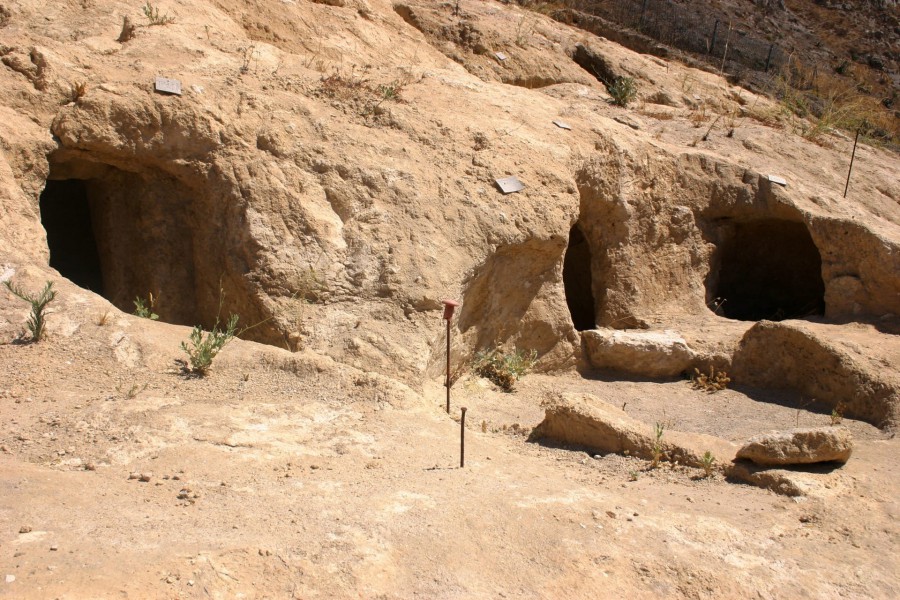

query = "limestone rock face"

[
  {"left": 0, "top": 0, "right": 899, "bottom": 401},
  {"left": 736, "top": 427, "right": 853, "bottom": 465},
  {"left": 582, "top": 329, "right": 696, "bottom": 378},
  {"left": 529, "top": 393, "right": 737, "bottom": 468},
  {"left": 732, "top": 321, "right": 900, "bottom": 429}
]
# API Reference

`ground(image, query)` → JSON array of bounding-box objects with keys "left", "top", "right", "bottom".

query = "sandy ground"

[{"left": 0, "top": 309, "right": 897, "bottom": 599}]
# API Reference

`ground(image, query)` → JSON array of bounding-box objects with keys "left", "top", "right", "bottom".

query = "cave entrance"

[
  {"left": 39, "top": 160, "right": 203, "bottom": 327},
  {"left": 563, "top": 224, "right": 597, "bottom": 331},
  {"left": 712, "top": 219, "right": 825, "bottom": 321},
  {"left": 40, "top": 179, "right": 104, "bottom": 294}
]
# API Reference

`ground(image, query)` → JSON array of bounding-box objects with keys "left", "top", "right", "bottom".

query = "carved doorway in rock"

[
  {"left": 563, "top": 224, "right": 597, "bottom": 331},
  {"left": 39, "top": 160, "right": 203, "bottom": 327},
  {"left": 40, "top": 179, "right": 105, "bottom": 294},
  {"left": 711, "top": 219, "right": 825, "bottom": 321}
]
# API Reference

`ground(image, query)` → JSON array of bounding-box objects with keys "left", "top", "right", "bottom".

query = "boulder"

[
  {"left": 529, "top": 393, "right": 736, "bottom": 468},
  {"left": 582, "top": 329, "right": 696, "bottom": 378},
  {"left": 736, "top": 427, "right": 853, "bottom": 466}
]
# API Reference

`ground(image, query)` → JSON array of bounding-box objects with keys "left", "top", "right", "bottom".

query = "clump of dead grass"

[
  {"left": 690, "top": 366, "right": 730, "bottom": 393},
  {"left": 773, "top": 55, "right": 898, "bottom": 145}
]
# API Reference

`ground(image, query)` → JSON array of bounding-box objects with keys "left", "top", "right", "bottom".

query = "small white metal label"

[
  {"left": 495, "top": 176, "right": 525, "bottom": 194},
  {"left": 553, "top": 120, "right": 572, "bottom": 130},
  {"left": 154, "top": 77, "right": 182, "bottom": 95},
  {"left": 767, "top": 174, "right": 787, "bottom": 187},
  {"left": 494, "top": 52, "right": 508, "bottom": 61}
]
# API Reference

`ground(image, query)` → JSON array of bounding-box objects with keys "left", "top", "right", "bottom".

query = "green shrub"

[
  {"left": 700, "top": 451, "right": 715, "bottom": 478},
  {"left": 142, "top": 2, "right": 175, "bottom": 26},
  {"left": 473, "top": 347, "right": 537, "bottom": 392},
  {"left": 133, "top": 292, "right": 159, "bottom": 320},
  {"left": 607, "top": 76, "right": 638, "bottom": 107},
  {"left": 180, "top": 314, "right": 239, "bottom": 376},
  {"left": 4, "top": 280, "right": 56, "bottom": 342},
  {"left": 650, "top": 421, "right": 665, "bottom": 468}
]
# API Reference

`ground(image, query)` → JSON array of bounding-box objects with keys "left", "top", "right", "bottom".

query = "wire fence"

[{"left": 562, "top": 0, "right": 792, "bottom": 80}]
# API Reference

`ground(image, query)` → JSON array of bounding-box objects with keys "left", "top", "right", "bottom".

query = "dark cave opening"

[
  {"left": 39, "top": 161, "right": 203, "bottom": 327},
  {"left": 563, "top": 224, "right": 597, "bottom": 331},
  {"left": 40, "top": 179, "right": 104, "bottom": 294},
  {"left": 712, "top": 219, "right": 825, "bottom": 321}
]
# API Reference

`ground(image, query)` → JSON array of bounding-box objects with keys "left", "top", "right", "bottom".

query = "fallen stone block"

[
  {"left": 582, "top": 329, "right": 696, "bottom": 378},
  {"left": 529, "top": 392, "right": 736, "bottom": 468},
  {"left": 736, "top": 427, "right": 852, "bottom": 466}
]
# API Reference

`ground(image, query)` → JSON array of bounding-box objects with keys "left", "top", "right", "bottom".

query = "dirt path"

[{"left": 1, "top": 320, "right": 897, "bottom": 599}]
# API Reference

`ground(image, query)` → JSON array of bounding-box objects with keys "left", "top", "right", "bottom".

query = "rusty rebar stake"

[
  {"left": 445, "top": 318, "right": 451, "bottom": 414},
  {"left": 844, "top": 128, "right": 860, "bottom": 199},
  {"left": 460, "top": 407, "right": 467, "bottom": 468},
  {"left": 441, "top": 299, "right": 459, "bottom": 414}
]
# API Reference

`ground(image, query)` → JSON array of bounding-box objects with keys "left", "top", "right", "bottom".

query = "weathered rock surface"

[
  {"left": 736, "top": 427, "right": 853, "bottom": 465},
  {"left": 529, "top": 393, "right": 737, "bottom": 468},
  {"left": 732, "top": 321, "right": 900, "bottom": 429},
  {"left": 0, "top": 0, "right": 898, "bottom": 428},
  {"left": 582, "top": 329, "right": 696, "bottom": 377}
]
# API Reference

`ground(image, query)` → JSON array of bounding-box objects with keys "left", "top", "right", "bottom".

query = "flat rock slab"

[
  {"left": 582, "top": 329, "right": 696, "bottom": 378},
  {"left": 736, "top": 427, "right": 853, "bottom": 466},
  {"left": 726, "top": 460, "right": 850, "bottom": 498},
  {"left": 530, "top": 393, "right": 736, "bottom": 468}
]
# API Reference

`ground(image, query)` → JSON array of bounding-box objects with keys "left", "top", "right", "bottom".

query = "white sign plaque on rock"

[
  {"left": 494, "top": 52, "right": 508, "bottom": 62},
  {"left": 553, "top": 120, "right": 572, "bottom": 130},
  {"left": 495, "top": 176, "right": 525, "bottom": 194},
  {"left": 767, "top": 174, "right": 787, "bottom": 187},
  {"left": 154, "top": 77, "right": 182, "bottom": 96}
]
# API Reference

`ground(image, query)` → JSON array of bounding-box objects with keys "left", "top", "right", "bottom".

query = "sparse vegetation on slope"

[
  {"left": 4, "top": 280, "right": 56, "bottom": 342},
  {"left": 474, "top": 347, "right": 537, "bottom": 392}
]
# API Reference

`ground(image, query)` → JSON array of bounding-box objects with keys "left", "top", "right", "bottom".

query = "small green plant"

[
  {"left": 377, "top": 80, "right": 404, "bottom": 102},
  {"left": 181, "top": 314, "right": 239, "bottom": 376},
  {"left": 116, "top": 381, "right": 147, "bottom": 400},
  {"left": 830, "top": 402, "right": 846, "bottom": 426},
  {"left": 629, "top": 470, "right": 639, "bottom": 482},
  {"left": 607, "top": 76, "right": 637, "bottom": 107},
  {"left": 700, "top": 451, "right": 715, "bottom": 478},
  {"left": 133, "top": 292, "right": 159, "bottom": 320},
  {"left": 4, "top": 280, "right": 56, "bottom": 342},
  {"left": 473, "top": 347, "right": 537, "bottom": 392},
  {"left": 650, "top": 421, "right": 665, "bottom": 468},
  {"left": 142, "top": 2, "right": 175, "bottom": 26}
]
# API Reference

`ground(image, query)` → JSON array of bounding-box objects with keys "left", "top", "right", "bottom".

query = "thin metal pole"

[
  {"left": 709, "top": 20, "right": 719, "bottom": 55},
  {"left": 720, "top": 22, "right": 733, "bottom": 74},
  {"left": 844, "top": 128, "right": 860, "bottom": 199},
  {"left": 445, "top": 318, "right": 451, "bottom": 414},
  {"left": 460, "top": 407, "right": 467, "bottom": 468},
  {"left": 764, "top": 43, "right": 775, "bottom": 73}
]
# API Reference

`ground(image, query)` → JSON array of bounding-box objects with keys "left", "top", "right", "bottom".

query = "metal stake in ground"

[
  {"left": 441, "top": 299, "right": 460, "bottom": 414},
  {"left": 460, "top": 406, "right": 467, "bottom": 468},
  {"left": 844, "top": 128, "right": 860, "bottom": 199}
]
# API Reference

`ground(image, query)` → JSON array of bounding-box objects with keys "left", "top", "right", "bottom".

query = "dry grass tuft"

[{"left": 690, "top": 366, "right": 730, "bottom": 393}]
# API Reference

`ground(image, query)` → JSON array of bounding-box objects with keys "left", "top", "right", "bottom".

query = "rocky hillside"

[
  {"left": 536, "top": 0, "right": 900, "bottom": 141},
  {"left": 0, "top": 0, "right": 899, "bottom": 597}
]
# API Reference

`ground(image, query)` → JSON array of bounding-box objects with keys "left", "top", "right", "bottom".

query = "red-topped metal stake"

[{"left": 441, "top": 299, "right": 460, "bottom": 414}]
